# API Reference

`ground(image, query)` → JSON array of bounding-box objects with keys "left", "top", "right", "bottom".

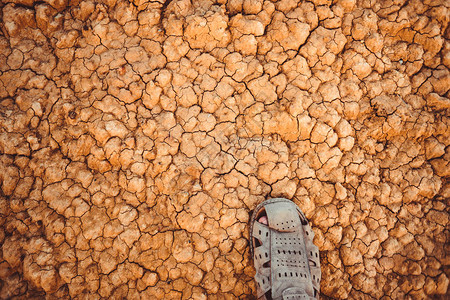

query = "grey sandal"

[{"left": 250, "top": 198, "right": 321, "bottom": 300}]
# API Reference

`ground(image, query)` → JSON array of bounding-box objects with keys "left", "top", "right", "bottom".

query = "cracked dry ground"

[{"left": 0, "top": 0, "right": 449, "bottom": 299}]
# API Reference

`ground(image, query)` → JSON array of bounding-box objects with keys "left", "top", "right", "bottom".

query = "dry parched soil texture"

[{"left": 0, "top": 0, "right": 449, "bottom": 298}]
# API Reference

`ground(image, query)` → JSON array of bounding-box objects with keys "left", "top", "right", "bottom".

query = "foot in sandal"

[{"left": 250, "top": 198, "right": 321, "bottom": 299}]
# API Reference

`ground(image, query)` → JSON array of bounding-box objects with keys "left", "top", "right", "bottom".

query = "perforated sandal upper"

[{"left": 250, "top": 198, "right": 321, "bottom": 300}]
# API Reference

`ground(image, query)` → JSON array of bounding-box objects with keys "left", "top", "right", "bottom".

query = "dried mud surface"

[{"left": 0, "top": 0, "right": 449, "bottom": 299}]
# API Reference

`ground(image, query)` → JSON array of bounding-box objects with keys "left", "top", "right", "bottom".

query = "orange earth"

[{"left": 0, "top": 0, "right": 449, "bottom": 299}]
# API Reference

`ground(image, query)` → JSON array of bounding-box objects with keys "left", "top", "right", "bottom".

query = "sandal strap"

[
  {"left": 252, "top": 221, "right": 270, "bottom": 245},
  {"left": 282, "top": 287, "right": 312, "bottom": 300},
  {"left": 270, "top": 229, "right": 315, "bottom": 298},
  {"left": 252, "top": 222, "right": 271, "bottom": 295},
  {"left": 265, "top": 201, "right": 302, "bottom": 232}
]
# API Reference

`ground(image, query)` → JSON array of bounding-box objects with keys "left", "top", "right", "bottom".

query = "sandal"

[{"left": 250, "top": 198, "right": 321, "bottom": 299}]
